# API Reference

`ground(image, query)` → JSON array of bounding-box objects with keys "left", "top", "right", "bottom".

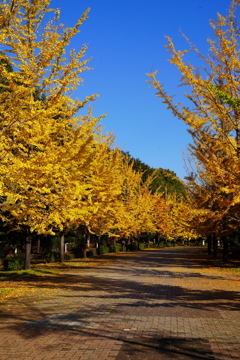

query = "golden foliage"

[
  {"left": 0, "top": 1, "right": 104, "bottom": 235},
  {"left": 148, "top": 0, "right": 240, "bottom": 239}
]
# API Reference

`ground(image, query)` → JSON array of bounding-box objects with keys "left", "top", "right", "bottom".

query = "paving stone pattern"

[{"left": 0, "top": 247, "right": 240, "bottom": 359}]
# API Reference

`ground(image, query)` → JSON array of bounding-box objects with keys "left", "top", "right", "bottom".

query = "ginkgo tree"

[
  {"left": 0, "top": 0, "right": 107, "bottom": 268},
  {"left": 80, "top": 144, "right": 125, "bottom": 254},
  {"left": 147, "top": 0, "right": 240, "bottom": 260},
  {"left": 165, "top": 193, "right": 200, "bottom": 243},
  {"left": 117, "top": 160, "right": 157, "bottom": 245},
  {"left": 31, "top": 110, "right": 107, "bottom": 263}
]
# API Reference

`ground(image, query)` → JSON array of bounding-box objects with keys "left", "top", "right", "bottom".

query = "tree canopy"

[
  {"left": 122, "top": 151, "right": 186, "bottom": 198},
  {"left": 0, "top": 0, "right": 209, "bottom": 269},
  {"left": 147, "top": 0, "right": 240, "bottom": 260}
]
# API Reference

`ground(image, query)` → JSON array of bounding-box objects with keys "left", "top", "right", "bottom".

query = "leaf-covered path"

[{"left": 0, "top": 247, "right": 240, "bottom": 359}]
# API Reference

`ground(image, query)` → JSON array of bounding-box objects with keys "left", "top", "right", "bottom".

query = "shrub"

[
  {"left": 45, "top": 251, "right": 59, "bottom": 263},
  {"left": 139, "top": 242, "right": 145, "bottom": 250},
  {"left": 109, "top": 243, "right": 122, "bottom": 253},
  {"left": 65, "top": 242, "right": 78, "bottom": 252},
  {"left": 72, "top": 247, "right": 83, "bottom": 258},
  {"left": 71, "top": 246, "right": 97, "bottom": 258},
  {"left": 127, "top": 242, "right": 138, "bottom": 251},
  {"left": 148, "top": 241, "right": 158, "bottom": 248},
  {"left": 87, "top": 248, "right": 97, "bottom": 257},
  {"left": 64, "top": 252, "right": 75, "bottom": 261},
  {"left": 230, "top": 244, "right": 240, "bottom": 258},
  {"left": 42, "top": 236, "right": 60, "bottom": 253},
  {"left": 100, "top": 244, "right": 110, "bottom": 254},
  {"left": 116, "top": 243, "right": 122, "bottom": 253},
  {"left": 65, "top": 236, "right": 78, "bottom": 244},
  {"left": 3, "top": 254, "right": 25, "bottom": 271}
]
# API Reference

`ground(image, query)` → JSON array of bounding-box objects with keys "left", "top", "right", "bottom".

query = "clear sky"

[{"left": 51, "top": 0, "right": 233, "bottom": 179}]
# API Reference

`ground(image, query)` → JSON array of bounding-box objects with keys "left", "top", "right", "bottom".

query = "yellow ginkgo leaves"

[{"left": 148, "top": 0, "right": 240, "bottom": 258}]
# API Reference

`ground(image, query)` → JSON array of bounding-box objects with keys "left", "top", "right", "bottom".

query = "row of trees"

[
  {"left": 148, "top": 0, "right": 240, "bottom": 261},
  {"left": 124, "top": 152, "right": 186, "bottom": 197},
  {"left": 0, "top": 0, "right": 195, "bottom": 270},
  {"left": 4, "top": 0, "right": 237, "bottom": 268}
]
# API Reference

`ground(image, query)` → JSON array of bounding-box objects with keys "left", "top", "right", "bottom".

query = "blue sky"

[{"left": 51, "top": 0, "right": 233, "bottom": 179}]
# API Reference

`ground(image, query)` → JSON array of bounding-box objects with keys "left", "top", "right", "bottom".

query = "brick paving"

[{"left": 0, "top": 247, "right": 240, "bottom": 359}]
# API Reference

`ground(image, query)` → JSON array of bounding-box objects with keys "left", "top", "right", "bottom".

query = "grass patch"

[
  {"left": 0, "top": 288, "right": 14, "bottom": 295},
  {"left": 0, "top": 255, "right": 119, "bottom": 280},
  {"left": 33, "top": 255, "right": 120, "bottom": 270},
  {"left": 0, "top": 268, "right": 60, "bottom": 281},
  {"left": 219, "top": 267, "right": 240, "bottom": 273},
  {"left": 206, "top": 259, "right": 240, "bottom": 273},
  {"left": 33, "top": 259, "right": 93, "bottom": 271}
]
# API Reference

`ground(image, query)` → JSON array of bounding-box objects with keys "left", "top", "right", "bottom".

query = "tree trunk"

[
  {"left": 113, "top": 237, "right": 117, "bottom": 253},
  {"left": 157, "top": 234, "right": 160, "bottom": 247},
  {"left": 60, "top": 232, "right": 64, "bottom": 263},
  {"left": 82, "top": 248, "right": 87, "bottom": 258},
  {"left": 25, "top": 215, "right": 32, "bottom": 270},
  {"left": 97, "top": 235, "right": 101, "bottom": 255},
  {"left": 37, "top": 237, "right": 41, "bottom": 253},
  {"left": 207, "top": 234, "right": 212, "bottom": 255},
  {"left": 222, "top": 237, "right": 228, "bottom": 262},
  {"left": 147, "top": 234, "right": 150, "bottom": 249},
  {"left": 87, "top": 233, "right": 90, "bottom": 248},
  {"left": 126, "top": 237, "right": 131, "bottom": 251},
  {"left": 222, "top": 217, "right": 228, "bottom": 262},
  {"left": 137, "top": 236, "right": 140, "bottom": 251},
  {"left": 213, "top": 233, "right": 218, "bottom": 258},
  {"left": 82, "top": 230, "right": 88, "bottom": 259}
]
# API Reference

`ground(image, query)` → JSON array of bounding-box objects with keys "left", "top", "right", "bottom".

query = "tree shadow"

[
  {"left": 116, "top": 246, "right": 240, "bottom": 269},
  {"left": 116, "top": 336, "right": 216, "bottom": 360},
  {"left": 6, "top": 320, "right": 218, "bottom": 360},
  {"left": 1, "top": 247, "right": 239, "bottom": 341},
  {"left": 1, "top": 268, "right": 239, "bottom": 331}
]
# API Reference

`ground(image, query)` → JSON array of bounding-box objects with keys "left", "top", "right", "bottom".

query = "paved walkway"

[{"left": 0, "top": 247, "right": 240, "bottom": 360}]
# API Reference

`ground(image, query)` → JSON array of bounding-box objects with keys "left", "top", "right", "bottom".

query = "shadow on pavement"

[
  {"left": 116, "top": 336, "right": 215, "bottom": 360},
  {"left": 1, "top": 247, "right": 240, "bottom": 339}
]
